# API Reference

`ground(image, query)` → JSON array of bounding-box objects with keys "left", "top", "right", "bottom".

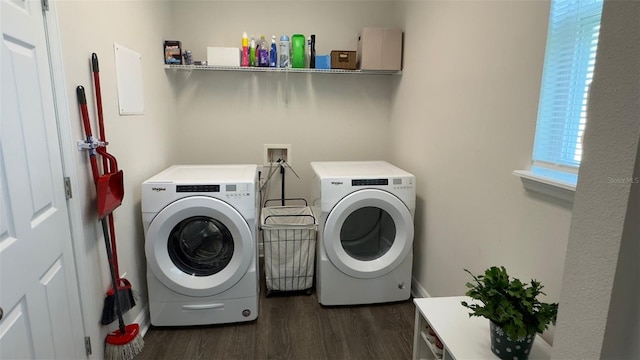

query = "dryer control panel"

[
  {"left": 352, "top": 179, "right": 388, "bottom": 186},
  {"left": 177, "top": 185, "right": 220, "bottom": 192}
]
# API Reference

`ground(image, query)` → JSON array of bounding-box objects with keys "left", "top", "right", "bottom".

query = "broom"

[
  {"left": 76, "top": 84, "right": 136, "bottom": 324},
  {"left": 83, "top": 54, "right": 137, "bottom": 323},
  {"left": 102, "top": 219, "right": 144, "bottom": 360}
]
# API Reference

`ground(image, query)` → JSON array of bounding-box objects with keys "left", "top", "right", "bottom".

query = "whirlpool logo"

[
  {"left": 151, "top": 187, "right": 166, "bottom": 192},
  {"left": 330, "top": 181, "right": 343, "bottom": 186}
]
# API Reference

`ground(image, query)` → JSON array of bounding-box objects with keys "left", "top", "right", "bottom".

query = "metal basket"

[{"left": 260, "top": 204, "right": 317, "bottom": 295}]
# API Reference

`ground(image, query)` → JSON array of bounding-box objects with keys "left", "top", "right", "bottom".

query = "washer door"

[
  {"left": 323, "top": 189, "right": 414, "bottom": 279},
  {"left": 145, "top": 196, "right": 253, "bottom": 297}
]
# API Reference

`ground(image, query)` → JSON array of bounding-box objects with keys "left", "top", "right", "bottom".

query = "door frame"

[{"left": 44, "top": 0, "right": 97, "bottom": 355}]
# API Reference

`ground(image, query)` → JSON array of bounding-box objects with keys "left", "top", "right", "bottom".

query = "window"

[{"left": 530, "top": 0, "right": 604, "bottom": 186}]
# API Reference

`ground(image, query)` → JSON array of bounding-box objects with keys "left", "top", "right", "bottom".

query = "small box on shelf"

[
  {"left": 330, "top": 50, "right": 357, "bottom": 70},
  {"left": 164, "top": 40, "right": 182, "bottom": 65},
  {"left": 207, "top": 47, "right": 241, "bottom": 67},
  {"left": 315, "top": 55, "right": 331, "bottom": 69}
]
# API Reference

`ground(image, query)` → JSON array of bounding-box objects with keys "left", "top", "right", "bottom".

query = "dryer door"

[
  {"left": 323, "top": 189, "right": 414, "bottom": 279},
  {"left": 145, "top": 196, "right": 253, "bottom": 297}
]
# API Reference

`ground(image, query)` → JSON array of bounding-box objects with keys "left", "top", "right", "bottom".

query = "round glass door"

[
  {"left": 168, "top": 216, "right": 234, "bottom": 277},
  {"left": 340, "top": 207, "right": 395, "bottom": 261},
  {"left": 145, "top": 196, "right": 253, "bottom": 297},
  {"left": 323, "top": 189, "right": 413, "bottom": 279}
]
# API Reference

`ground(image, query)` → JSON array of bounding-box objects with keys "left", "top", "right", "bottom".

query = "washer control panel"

[
  {"left": 175, "top": 183, "right": 252, "bottom": 198},
  {"left": 224, "top": 183, "right": 252, "bottom": 198}
]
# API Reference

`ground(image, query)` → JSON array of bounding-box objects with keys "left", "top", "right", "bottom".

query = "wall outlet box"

[
  {"left": 264, "top": 144, "right": 291, "bottom": 166},
  {"left": 207, "top": 47, "right": 240, "bottom": 67},
  {"left": 357, "top": 27, "right": 403, "bottom": 71}
]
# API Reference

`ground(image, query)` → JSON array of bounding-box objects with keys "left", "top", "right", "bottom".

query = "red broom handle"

[
  {"left": 92, "top": 53, "right": 122, "bottom": 279},
  {"left": 76, "top": 86, "right": 100, "bottom": 185}
]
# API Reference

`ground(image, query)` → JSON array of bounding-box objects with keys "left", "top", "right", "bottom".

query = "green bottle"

[
  {"left": 249, "top": 35, "right": 256, "bottom": 67},
  {"left": 291, "top": 34, "right": 305, "bottom": 68}
]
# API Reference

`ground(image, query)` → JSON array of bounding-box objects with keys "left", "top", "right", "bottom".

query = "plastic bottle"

[
  {"left": 279, "top": 35, "right": 290, "bottom": 68},
  {"left": 269, "top": 36, "right": 278, "bottom": 67},
  {"left": 291, "top": 34, "right": 305, "bottom": 68},
  {"left": 310, "top": 34, "right": 316, "bottom": 69},
  {"left": 306, "top": 36, "right": 311, "bottom": 68},
  {"left": 258, "top": 35, "right": 269, "bottom": 67},
  {"left": 249, "top": 35, "right": 256, "bottom": 67},
  {"left": 241, "top": 32, "right": 249, "bottom": 67}
]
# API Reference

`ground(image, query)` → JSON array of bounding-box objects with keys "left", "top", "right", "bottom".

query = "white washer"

[
  {"left": 142, "top": 165, "right": 259, "bottom": 326},
  {"left": 310, "top": 161, "right": 415, "bottom": 306}
]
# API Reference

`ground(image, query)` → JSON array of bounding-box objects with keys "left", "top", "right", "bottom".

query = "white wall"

[
  {"left": 56, "top": 1, "right": 175, "bottom": 357},
  {"left": 167, "top": 1, "right": 400, "bottom": 201},
  {"left": 552, "top": 0, "right": 640, "bottom": 358},
  {"left": 391, "top": 0, "right": 569, "bottom": 340},
  {"left": 55, "top": 0, "right": 401, "bottom": 355}
]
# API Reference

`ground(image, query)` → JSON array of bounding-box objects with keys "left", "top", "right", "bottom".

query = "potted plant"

[{"left": 461, "top": 266, "right": 558, "bottom": 360}]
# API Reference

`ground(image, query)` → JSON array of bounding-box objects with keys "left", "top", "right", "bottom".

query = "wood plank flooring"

[{"left": 138, "top": 269, "right": 416, "bottom": 360}]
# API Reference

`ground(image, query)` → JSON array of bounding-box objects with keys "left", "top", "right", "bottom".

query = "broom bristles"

[
  {"left": 105, "top": 324, "right": 144, "bottom": 360},
  {"left": 101, "top": 285, "right": 137, "bottom": 325},
  {"left": 105, "top": 334, "right": 143, "bottom": 360}
]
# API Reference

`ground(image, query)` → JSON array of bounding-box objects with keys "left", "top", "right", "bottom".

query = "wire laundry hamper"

[{"left": 261, "top": 200, "right": 317, "bottom": 296}]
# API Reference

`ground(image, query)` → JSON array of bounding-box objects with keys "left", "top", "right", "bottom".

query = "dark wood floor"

[{"left": 138, "top": 269, "right": 416, "bottom": 360}]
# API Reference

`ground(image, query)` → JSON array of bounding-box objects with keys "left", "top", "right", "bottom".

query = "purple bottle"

[{"left": 258, "top": 35, "right": 269, "bottom": 67}]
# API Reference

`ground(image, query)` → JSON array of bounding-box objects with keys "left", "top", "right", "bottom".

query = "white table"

[{"left": 413, "top": 296, "right": 552, "bottom": 360}]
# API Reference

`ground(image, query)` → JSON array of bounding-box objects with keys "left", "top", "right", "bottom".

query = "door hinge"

[
  {"left": 41, "top": 0, "right": 49, "bottom": 11},
  {"left": 84, "top": 336, "right": 92, "bottom": 356},
  {"left": 64, "top": 177, "right": 73, "bottom": 199}
]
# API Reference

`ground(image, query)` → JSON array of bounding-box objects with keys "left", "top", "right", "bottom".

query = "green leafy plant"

[{"left": 461, "top": 266, "right": 559, "bottom": 340}]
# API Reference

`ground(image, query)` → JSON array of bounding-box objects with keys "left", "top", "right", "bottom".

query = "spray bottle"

[
  {"left": 269, "top": 36, "right": 278, "bottom": 67},
  {"left": 241, "top": 32, "right": 249, "bottom": 67}
]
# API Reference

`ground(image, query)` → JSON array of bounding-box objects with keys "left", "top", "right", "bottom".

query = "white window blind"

[{"left": 531, "top": 0, "right": 604, "bottom": 185}]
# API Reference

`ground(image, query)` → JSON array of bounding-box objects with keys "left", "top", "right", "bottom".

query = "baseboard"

[
  {"left": 411, "top": 276, "right": 431, "bottom": 298},
  {"left": 134, "top": 302, "right": 151, "bottom": 337}
]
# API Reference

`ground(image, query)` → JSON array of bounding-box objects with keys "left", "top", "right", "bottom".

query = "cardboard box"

[
  {"left": 207, "top": 47, "right": 240, "bottom": 67},
  {"left": 357, "top": 27, "right": 403, "bottom": 70},
  {"left": 330, "top": 50, "right": 357, "bottom": 70}
]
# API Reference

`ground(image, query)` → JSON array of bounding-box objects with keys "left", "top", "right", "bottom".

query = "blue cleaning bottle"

[{"left": 269, "top": 36, "right": 277, "bottom": 67}]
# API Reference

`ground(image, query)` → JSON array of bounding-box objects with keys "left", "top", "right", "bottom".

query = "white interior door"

[{"left": 1, "top": 0, "right": 85, "bottom": 358}]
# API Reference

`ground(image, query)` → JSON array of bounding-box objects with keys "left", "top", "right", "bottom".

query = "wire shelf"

[{"left": 164, "top": 64, "right": 401, "bottom": 75}]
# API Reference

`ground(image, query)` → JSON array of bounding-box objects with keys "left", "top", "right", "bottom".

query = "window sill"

[{"left": 513, "top": 170, "right": 576, "bottom": 203}]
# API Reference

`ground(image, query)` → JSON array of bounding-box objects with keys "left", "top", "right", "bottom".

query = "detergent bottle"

[{"left": 241, "top": 32, "right": 249, "bottom": 67}]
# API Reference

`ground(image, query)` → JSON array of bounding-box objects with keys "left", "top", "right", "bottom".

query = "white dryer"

[
  {"left": 310, "top": 161, "right": 415, "bottom": 306},
  {"left": 142, "top": 165, "right": 259, "bottom": 326}
]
